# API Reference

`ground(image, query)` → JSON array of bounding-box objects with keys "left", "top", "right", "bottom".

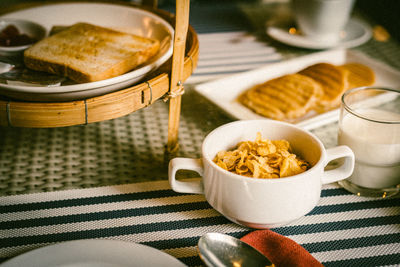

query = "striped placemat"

[
  {"left": 1, "top": 181, "right": 399, "bottom": 266},
  {"left": 186, "top": 31, "right": 282, "bottom": 84}
]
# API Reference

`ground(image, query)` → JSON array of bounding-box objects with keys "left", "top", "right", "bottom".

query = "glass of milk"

[{"left": 338, "top": 87, "right": 400, "bottom": 198}]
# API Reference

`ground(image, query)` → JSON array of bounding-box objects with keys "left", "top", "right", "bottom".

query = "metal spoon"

[{"left": 198, "top": 233, "right": 274, "bottom": 267}]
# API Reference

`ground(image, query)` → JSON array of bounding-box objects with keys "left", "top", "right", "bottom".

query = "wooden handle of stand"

[{"left": 167, "top": 0, "right": 190, "bottom": 153}]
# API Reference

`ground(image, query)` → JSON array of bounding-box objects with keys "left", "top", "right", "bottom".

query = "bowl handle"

[
  {"left": 168, "top": 158, "right": 204, "bottom": 194},
  {"left": 321, "top": 146, "right": 355, "bottom": 184}
]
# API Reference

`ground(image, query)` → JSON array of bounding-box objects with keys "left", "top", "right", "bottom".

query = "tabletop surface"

[{"left": 0, "top": 1, "right": 399, "bottom": 266}]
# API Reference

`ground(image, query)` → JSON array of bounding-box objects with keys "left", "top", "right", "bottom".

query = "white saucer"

[{"left": 266, "top": 18, "right": 372, "bottom": 49}]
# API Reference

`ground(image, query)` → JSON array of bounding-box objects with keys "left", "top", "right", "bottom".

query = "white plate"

[
  {"left": 0, "top": 239, "right": 186, "bottom": 267},
  {"left": 194, "top": 49, "right": 400, "bottom": 130},
  {"left": 0, "top": 3, "right": 174, "bottom": 101},
  {"left": 266, "top": 18, "right": 371, "bottom": 50}
]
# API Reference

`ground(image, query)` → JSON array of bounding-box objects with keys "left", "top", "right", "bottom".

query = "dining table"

[{"left": 0, "top": 1, "right": 399, "bottom": 266}]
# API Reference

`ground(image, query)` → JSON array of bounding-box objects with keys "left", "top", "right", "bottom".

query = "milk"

[{"left": 338, "top": 108, "right": 400, "bottom": 189}]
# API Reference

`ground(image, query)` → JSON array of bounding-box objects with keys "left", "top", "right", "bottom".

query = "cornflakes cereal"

[{"left": 213, "top": 132, "right": 310, "bottom": 178}]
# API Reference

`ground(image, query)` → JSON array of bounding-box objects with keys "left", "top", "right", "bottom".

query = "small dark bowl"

[{"left": 0, "top": 18, "right": 46, "bottom": 57}]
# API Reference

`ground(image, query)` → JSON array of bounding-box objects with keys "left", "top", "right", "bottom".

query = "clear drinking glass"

[{"left": 338, "top": 87, "right": 400, "bottom": 198}]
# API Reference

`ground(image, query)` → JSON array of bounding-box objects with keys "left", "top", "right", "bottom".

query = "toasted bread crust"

[
  {"left": 24, "top": 55, "right": 90, "bottom": 83},
  {"left": 24, "top": 23, "right": 160, "bottom": 83}
]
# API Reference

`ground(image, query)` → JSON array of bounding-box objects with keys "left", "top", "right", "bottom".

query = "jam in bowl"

[{"left": 0, "top": 18, "right": 46, "bottom": 57}]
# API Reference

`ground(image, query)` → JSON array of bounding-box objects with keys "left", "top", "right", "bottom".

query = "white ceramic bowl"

[
  {"left": 169, "top": 120, "right": 355, "bottom": 228},
  {"left": 0, "top": 18, "right": 46, "bottom": 57}
]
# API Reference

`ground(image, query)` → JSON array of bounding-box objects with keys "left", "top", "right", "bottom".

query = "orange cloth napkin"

[{"left": 241, "top": 230, "right": 323, "bottom": 267}]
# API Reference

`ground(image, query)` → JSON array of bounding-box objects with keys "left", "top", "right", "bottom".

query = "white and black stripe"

[
  {"left": 186, "top": 32, "right": 282, "bottom": 84},
  {"left": 1, "top": 181, "right": 399, "bottom": 266}
]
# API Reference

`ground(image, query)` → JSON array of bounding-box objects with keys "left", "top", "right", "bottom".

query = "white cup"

[
  {"left": 169, "top": 120, "right": 354, "bottom": 229},
  {"left": 292, "top": 0, "right": 356, "bottom": 44}
]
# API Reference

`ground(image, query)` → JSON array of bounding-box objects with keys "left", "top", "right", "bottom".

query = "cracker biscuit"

[
  {"left": 238, "top": 74, "right": 322, "bottom": 120},
  {"left": 298, "top": 63, "right": 349, "bottom": 111},
  {"left": 238, "top": 62, "right": 376, "bottom": 121},
  {"left": 339, "top": 63, "right": 375, "bottom": 89},
  {"left": 238, "top": 89, "right": 287, "bottom": 120}
]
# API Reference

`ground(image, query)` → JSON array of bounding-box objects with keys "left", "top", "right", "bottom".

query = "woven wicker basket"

[{"left": 0, "top": 0, "right": 198, "bottom": 151}]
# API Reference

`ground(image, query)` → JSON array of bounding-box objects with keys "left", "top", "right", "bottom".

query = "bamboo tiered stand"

[{"left": 0, "top": 0, "right": 198, "bottom": 153}]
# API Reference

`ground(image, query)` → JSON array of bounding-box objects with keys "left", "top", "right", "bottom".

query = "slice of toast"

[{"left": 24, "top": 22, "right": 160, "bottom": 83}]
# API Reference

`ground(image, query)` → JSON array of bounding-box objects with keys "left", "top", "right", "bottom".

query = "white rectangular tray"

[{"left": 194, "top": 49, "right": 400, "bottom": 130}]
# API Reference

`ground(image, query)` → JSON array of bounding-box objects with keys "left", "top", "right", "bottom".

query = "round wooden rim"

[{"left": 0, "top": 2, "right": 199, "bottom": 128}]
